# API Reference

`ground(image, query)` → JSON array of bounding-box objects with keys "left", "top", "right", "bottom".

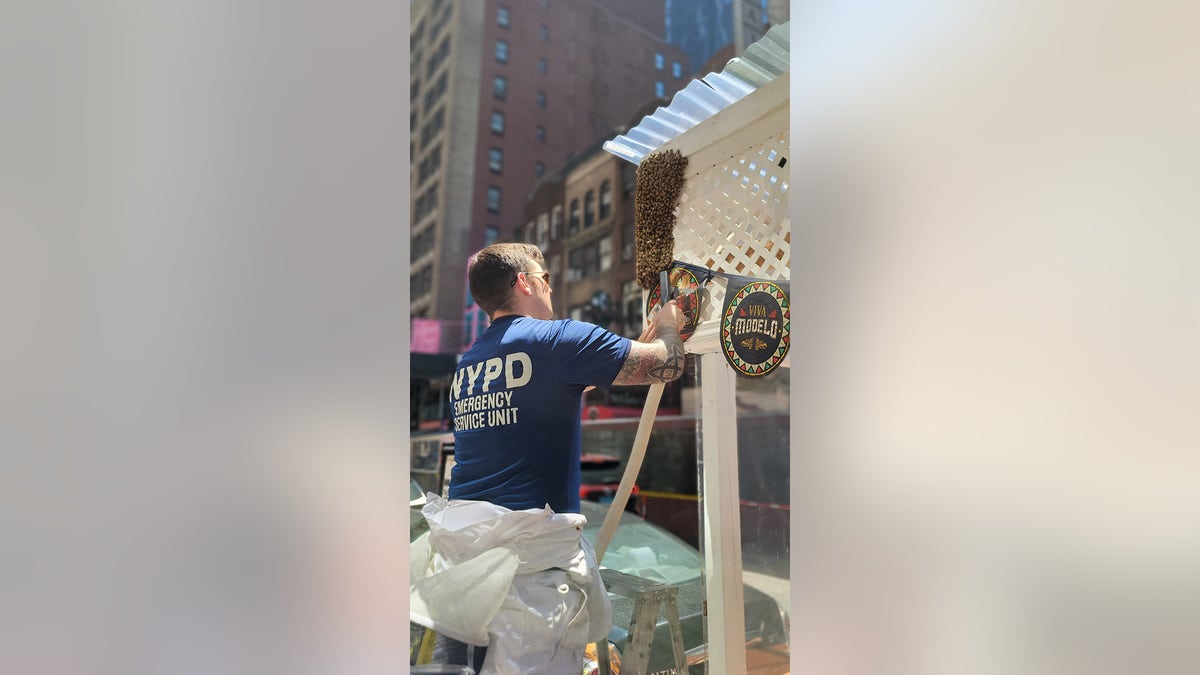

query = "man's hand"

[
  {"left": 636, "top": 299, "right": 687, "bottom": 343},
  {"left": 653, "top": 299, "right": 687, "bottom": 333}
]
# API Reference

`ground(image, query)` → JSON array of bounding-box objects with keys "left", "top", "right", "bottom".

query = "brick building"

[{"left": 409, "top": 0, "right": 690, "bottom": 352}]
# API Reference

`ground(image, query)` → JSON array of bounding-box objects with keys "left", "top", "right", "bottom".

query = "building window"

[
  {"left": 410, "top": 265, "right": 434, "bottom": 302},
  {"left": 412, "top": 19, "right": 425, "bottom": 46},
  {"left": 486, "top": 186, "right": 501, "bottom": 213},
  {"left": 488, "top": 148, "right": 503, "bottom": 173},
  {"left": 585, "top": 244, "right": 599, "bottom": 277},
  {"left": 492, "top": 111, "right": 505, "bottom": 134},
  {"left": 538, "top": 58, "right": 547, "bottom": 74},
  {"left": 655, "top": 81, "right": 665, "bottom": 98},
  {"left": 494, "top": 75, "right": 507, "bottom": 100},
  {"left": 427, "top": 37, "right": 451, "bottom": 79},
  {"left": 673, "top": 61, "right": 683, "bottom": 78},
  {"left": 411, "top": 226, "right": 436, "bottom": 262},
  {"left": 539, "top": 25, "right": 549, "bottom": 42},
  {"left": 418, "top": 144, "right": 443, "bottom": 184},
  {"left": 421, "top": 107, "right": 446, "bottom": 146},
  {"left": 599, "top": 180, "right": 612, "bottom": 220},
  {"left": 497, "top": 6, "right": 510, "bottom": 28},
  {"left": 570, "top": 240, "right": 601, "bottom": 278},
  {"left": 534, "top": 161, "right": 544, "bottom": 177},
  {"left": 541, "top": 0, "right": 549, "bottom": 8},
  {"left": 599, "top": 236, "right": 613, "bottom": 271},
  {"left": 414, "top": 183, "right": 440, "bottom": 223},
  {"left": 654, "top": 52, "right": 664, "bottom": 70},
  {"left": 584, "top": 190, "right": 595, "bottom": 227},
  {"left": 485, "top": 225, "right": 499, "bottom": 246},
  {"left": 569, "top": 199, "right": 580, "bottom": 233},
  {"left": 622, "top": 279, "right": 642, "bottom": 337},
  {"left": 536, "top": 91, "right": 546, "bottom": 108},
  {"left": 424, "top": 72, "right": 448, "bottom": 109},
  {"left": 495, "top": 40, "right": 508, "bottom": 64},
  {"left": 536, "top": 126, "right": 546, "bottom": 143},
  {"left": 568, "top": 247, "right": 582, "bottom": 280},
  {"left": 537, "top": 214, "right": 549, "bottom": 249},
  {"left": 551, "top": 205, "right": 562, "bottom": 239}
]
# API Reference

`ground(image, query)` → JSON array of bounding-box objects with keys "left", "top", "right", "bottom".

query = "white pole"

[{"left": 699, "top": 350, "right": 746, "bottom": 674}]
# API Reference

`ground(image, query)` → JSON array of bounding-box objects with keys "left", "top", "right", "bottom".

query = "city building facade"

[{"left": 409, "top": 0, "right": 689, "bottom": 353}]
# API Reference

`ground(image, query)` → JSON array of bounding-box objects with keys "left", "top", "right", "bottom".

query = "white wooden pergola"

[{"left": 605, "top": 23, "right": 790, "bottom": 674}]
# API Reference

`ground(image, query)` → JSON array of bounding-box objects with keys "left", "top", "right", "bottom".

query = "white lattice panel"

[{"left": 675, "top": 130, "right": 790, "bottom": 336}]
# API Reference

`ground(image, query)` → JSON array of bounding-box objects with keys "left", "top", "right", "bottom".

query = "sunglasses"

[{"left": 511, "top": 270, "right": 552, "bottom": 287}]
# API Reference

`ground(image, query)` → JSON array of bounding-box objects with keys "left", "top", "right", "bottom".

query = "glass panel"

[{"left": 692, "top": 358, "right": 791, "bottom": 673}]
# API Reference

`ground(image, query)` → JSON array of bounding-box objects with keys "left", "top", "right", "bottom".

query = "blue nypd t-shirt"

[{"left": 447, "top": 315, "right": 631, "bottom": 513}]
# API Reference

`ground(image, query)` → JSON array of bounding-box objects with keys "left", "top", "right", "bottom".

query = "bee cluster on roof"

[{"left": 634, "top": 149, "right": 688, "bottom": 290}]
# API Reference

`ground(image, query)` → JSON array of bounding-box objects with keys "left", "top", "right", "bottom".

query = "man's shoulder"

[
  {"left": 547, "top": 318, "right": 626, "bottom": 343},
  {"left": 509, "top": 317, "right": 593, "bottom": 337},
  {"left": 485, "top": 317, "right": 624, "bottom": 351}
]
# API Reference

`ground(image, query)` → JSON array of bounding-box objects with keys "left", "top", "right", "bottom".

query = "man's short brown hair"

[{"left": 468, "top": 243, "right": 545, "bottom": 316}]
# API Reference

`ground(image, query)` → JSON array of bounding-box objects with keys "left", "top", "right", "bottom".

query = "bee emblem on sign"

[{"left": 740, "top": 337, "right": 769, "bottom": 351}]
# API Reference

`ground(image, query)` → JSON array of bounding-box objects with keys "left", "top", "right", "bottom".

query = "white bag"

[{"left": 409, "top": 495, "right": 613, "bottom": 671}]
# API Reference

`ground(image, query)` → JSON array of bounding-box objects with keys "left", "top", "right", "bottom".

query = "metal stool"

[{"left": 597, "top": 568, "right": 688, "bottom": 675}]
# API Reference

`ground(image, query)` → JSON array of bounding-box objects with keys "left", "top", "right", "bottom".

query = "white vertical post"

[{"left": 699, "top": 350, "right": 746, "bottom": 674}]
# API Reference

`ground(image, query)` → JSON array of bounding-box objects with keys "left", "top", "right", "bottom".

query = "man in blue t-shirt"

[{"left": 426, "top": 242, "right": 685, "bottom": 673}]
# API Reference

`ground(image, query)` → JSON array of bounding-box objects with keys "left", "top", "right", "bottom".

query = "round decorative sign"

[
  {"left": 646, "top": 267, "right": 702, "bottom": 341},
  {"left": 720, "top": 280, "right": 790, "bottom": 377}
]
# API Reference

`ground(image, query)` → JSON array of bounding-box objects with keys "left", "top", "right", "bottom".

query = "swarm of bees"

[{"left": 634, "top": 149, "right": 688, "bottom": 289}]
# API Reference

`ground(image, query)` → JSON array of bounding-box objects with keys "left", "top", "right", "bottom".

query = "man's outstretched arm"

[{"left": 611, "top": 301, "right": 687, "bottom": 386}]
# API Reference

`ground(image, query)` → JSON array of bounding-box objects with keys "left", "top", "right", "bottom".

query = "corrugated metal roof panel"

[{"left": 604, "top": 21, "right": 790, "bottom": 165}]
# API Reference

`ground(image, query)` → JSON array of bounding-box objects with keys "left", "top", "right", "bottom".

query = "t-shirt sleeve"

[{"left": 552, "top": 320, "right": 632, "bottom": 387}]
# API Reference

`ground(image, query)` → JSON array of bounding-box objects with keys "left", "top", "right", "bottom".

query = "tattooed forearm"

[
  {"left": 612, "top": 325, "right": 685, "bottom": 385},
  {"left": 647, "top": 326, "right": 684, "bottom": 382},
  {"left": 613, "top": 348, "right": 650, "bottom": 385}
]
